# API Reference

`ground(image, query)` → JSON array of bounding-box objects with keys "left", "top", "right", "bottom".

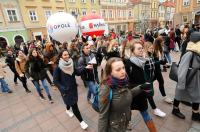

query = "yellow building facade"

[
  {"left": 18, "top": 0, "right": 66, "bottom": 41},
  {"left": 18, "top": 0, "right": 100, "bottom": 41},
  {"left": 65, "top": 0, "right": 100, "bottom": 21},
  {"left": 174, "top": 0, "right": 200, "bottom": 26}
]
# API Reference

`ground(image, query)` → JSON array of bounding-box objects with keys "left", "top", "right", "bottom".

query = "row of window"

[
  {"left": 100, "top": 9, "right": 132, "bottom": 19},
  {"left": 183, "top": 0, "right": 200, "bottom": 6},
  {"left": 69, "top": 0, "right": 95, "bottom": 3},
  {"left": 4, "top": 8, "right": 97, "bottom": 22},
  {"left": 101, "top": 0, "right": 127, "bottom": 3}
]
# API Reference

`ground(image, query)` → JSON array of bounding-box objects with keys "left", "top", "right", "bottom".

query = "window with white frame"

[
  {"left": 183, "top": 0, "right": 190, "bottom": 6},
  {"left": 81, "top": 0, "right": 86, "bottom": 3},
  {"left": 123, "top": 10, "right": 126, "bottom": 18},
  {"left": 29, "top": 10, "right": 38, "bottom": 21},
  {"left": 197, "top": 0, "right": 200, "bottom": 3},
  {"left": 6, "top": 9, "right": 18, "bottom": 22},
  {"left": 82, "top": 9, "right": 87, "bottom": 16},
  {"left": 120, "top": 10, "right": 123, "bottom": 18},
  {"left": 69, "top": 0, "right": 75, "bottom": 2},
  {"left": 44, "top": 10, "right": 51, "bottom": 20},
  {"left": 101, "top": 9, "right": 106, "bottom": 18},
  {"left": 109, "top": 10, "right": 113, "bottom": 18}
]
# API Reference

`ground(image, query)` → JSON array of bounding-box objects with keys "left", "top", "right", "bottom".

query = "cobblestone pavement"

[{"left": 0, "top": 52, "right": 199, "bottom": 132}]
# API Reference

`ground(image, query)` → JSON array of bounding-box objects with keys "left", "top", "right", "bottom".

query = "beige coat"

[
  {"left": 0, "top": 62, "right": 7, "bottom": 78},
  {"left": 15, "top": 58, "right": 27, "bottom": 76}
]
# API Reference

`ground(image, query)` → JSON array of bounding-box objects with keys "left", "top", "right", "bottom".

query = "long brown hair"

[
  {"left": 101, "top": 57, "right": 123, "bottom": 84},
  {"left": 153, "top": 37, "right": 163, "bottom": 57}
]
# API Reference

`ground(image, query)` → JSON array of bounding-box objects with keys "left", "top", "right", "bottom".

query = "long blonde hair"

[{"left": 107, "top": 39, "right": 118, "bottom": 52}]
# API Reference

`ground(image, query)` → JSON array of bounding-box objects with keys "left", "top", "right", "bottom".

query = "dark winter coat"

[
  {"left": 25, "top": 57, "right": 47, "bottom": 81},
  {"left": 98, "top": 84, "right": 142, "bottom": 132},
  {"left": 105, "top": 50, "right": 120, "bottom": 60},
  {"left": 53, "top": 66, "right": 78, "bottom": 106},
  {"left": 163, "top": 36, "right": 170, "bottom": 53},
  {"left": 124, "top": 59, "right": 148, "bottom": 111},
  {"left": 5, "top": 55, "right": 17, "bottom": 73},
  {"left": 77, "top": 52, "right": 98, "bottom": 82}
]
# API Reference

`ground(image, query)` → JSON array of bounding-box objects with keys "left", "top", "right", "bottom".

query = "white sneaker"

[
  {"left": 154, "top": 108, "right": 166, "bottom": 117},
  {"left": 66, "top": 110, "right": 74, "bottom": 117},
  {"left": 80, "top": 121, "right": 88, "bottom": 130},
  {"left": 163, "top": 96, "right": 173, "bottom": 104}
]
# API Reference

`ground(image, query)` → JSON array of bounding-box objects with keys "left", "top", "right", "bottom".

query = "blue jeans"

[
  {"left": 164, "top": 52, "right": 172, "bottom": 64},
  {"left": 86, "top": 81, "right": 97, "bottom": 100},
  {"left": 33, "top": 79, "right": 50, "bottom": 96},
  {"left": 0, "top": 78, "right": 11, "bottom": 92}
]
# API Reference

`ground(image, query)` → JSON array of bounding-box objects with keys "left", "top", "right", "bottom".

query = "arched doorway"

[
  {"left": 14, "top": 35, "right": 24, "bottom": 45},
  {"left": 195, "top": 11, "right": 200, "bottom": 24},
  {"left": 0, "top": 37, "right": 8, "bottom": 49},
  {"left": 0, "top": 37, "right": 8, "bottom": 56}
]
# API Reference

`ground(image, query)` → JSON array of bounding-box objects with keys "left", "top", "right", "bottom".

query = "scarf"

[
  {"left": 105, "top": 75, "right": 129, "bottom": 89},
  {"left": 187, "top": 41, "right": 200, "bottom": 56},
  {"left": 130, "top": 56, "right": 147, "bottom": 68},
  {"left": 58, "top": 58, "right": 74, "bottom": 75},
  {"left": 99, "top": 75, "right": 129, "bottom": 105}
]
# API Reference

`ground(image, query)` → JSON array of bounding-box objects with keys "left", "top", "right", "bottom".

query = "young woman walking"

[{"left": 53, "top": 50, "right": 88, "bottom": 130}]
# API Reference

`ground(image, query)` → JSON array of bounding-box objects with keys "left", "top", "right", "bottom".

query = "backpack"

[{"left": 92, "top": 84, "right": 112, "bottom": 112}]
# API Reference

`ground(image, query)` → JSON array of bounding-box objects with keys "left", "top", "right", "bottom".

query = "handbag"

[
  {"left": 169, "top": 62, "right": 178, "bottom": 82},
  {"left": 169, "top": 52, "right": 194, "bottom": 82}
]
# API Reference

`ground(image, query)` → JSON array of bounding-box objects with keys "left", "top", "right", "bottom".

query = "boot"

[
  {"left": 192, "top": 112, "right": 200, "bottom": 122},
  {"left": 172, "top": 108, "right": 185, "bottom": 119},
  {"left": 145, "top": 120, "right": 157, "bottom": 132},
  {"left": 48, "top": 95, "right": 54, "bottom": 104}
]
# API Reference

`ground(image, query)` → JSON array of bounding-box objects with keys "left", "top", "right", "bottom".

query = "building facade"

[
  {"left": 18, "top": 0, "right": 66, "bottom": 41},
  {"left": 0, "top": 0, "right": 28, "bottom": 48},
  {"left": 132, "top": 0, "right": 151, "bottom": 33},
  {"left": 174, "top": 0, "right": 200, "bottom": 26},
  {"left": 100, "top": 0, "right": 134, "bottom": 33},
  {"left": 65, "top": 0, "right": 100, "bottom": 21}
]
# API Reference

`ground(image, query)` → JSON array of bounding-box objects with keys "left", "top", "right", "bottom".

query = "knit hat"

[{"left": 190, "top": 31, "right": 200, "bottom": 43}]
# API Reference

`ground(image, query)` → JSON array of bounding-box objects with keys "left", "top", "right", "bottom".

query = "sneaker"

[
  {"left": 154, "top": 108, "right": 166, "bottom": 117},
  {"left": 49, "top": 99, "right": 54, "bottom": 104},
  {"left": 40, "top": 96, "right": 46, "bottom": 101},
  {"left": 26, "top": 89, "right": 31, "bottom": 93},
  {"left": 50, "top": 83, "right": 55, "bottom": 86},
  {"left": 66, "top": 110, "right": 74, "bottom": 117},
  {"left": 7, "top": 90, "right": 13, "bottom": 93},
  {"left": 163, "top": 96, "right": 173, "bottom": 104},
  {"left": 80, "top": 121, "right": 88, "bottom": 130}
]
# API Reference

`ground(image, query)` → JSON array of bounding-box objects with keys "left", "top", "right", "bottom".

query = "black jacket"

[
  {"left": 124, "top": 59, "right": 148, "bottom": 111},
  {"left": 5, "top": 55, "right": 17, "bottom": 73},
  {"left": 53, "top": 66, "right": 78, "bottom": 106},
  {"left": 25, "top": 57, "right": 47, "bottom": 81},
  {"left": 77, "top": 52, "right": 98, "bottom": 82}
]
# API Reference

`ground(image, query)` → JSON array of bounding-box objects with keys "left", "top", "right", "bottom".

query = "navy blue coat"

[{"left": 53, "top": 66, "right": 78, "bottom": 106}]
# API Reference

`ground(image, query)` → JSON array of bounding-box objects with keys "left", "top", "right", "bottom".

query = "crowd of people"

[{"left": 0, "top": 23, "right": 200, "bottom": 131}]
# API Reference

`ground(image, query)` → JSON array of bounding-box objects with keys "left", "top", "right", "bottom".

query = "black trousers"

[
  {"left": 18, "top": 76, "right": 29, "bottom": 91},
  {"left": 147, "top": 96, "right": 157, "bottom": 109},
  {"left": 67, "top": 103, "right": 83, "bottom": 122},
  {"left": 174, "top": 99, "right": 199, "bottom": 111},
  {"left": 154, "top": 69, "right": 166, "bottom": 97}
]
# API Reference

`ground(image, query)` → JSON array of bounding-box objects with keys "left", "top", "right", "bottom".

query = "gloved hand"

[
  {"left": 139, "top": 82, "right": 152, "bottom": 93},
  {"left": 160, "top": 59, "right": 167, "bottom": 65}
]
